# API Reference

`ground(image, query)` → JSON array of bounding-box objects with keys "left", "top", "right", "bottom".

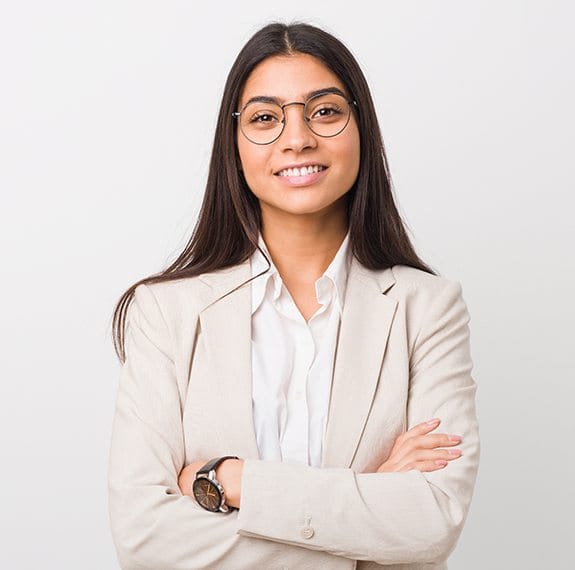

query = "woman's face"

[{"left": 236, "top": 53, "right": 360, "bottom": 222}]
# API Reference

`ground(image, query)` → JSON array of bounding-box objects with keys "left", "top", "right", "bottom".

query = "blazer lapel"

[
  {"left": 322, "top": 260, "right": 398, "bottom": 468},
  {"left": 197, "top": 262, "right": 260, "bottom": 459}
]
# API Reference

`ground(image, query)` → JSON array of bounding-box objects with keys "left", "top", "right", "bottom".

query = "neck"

[{"left": 260, "top": 204, "right": 348, "bottom": 284}]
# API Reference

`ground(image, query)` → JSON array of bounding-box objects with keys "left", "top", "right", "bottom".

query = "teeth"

[{"left": 278, "top": 165, "right": 325, "bottom": 177}]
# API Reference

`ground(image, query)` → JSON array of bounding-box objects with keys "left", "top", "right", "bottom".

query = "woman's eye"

[
  {"left": 250, "top": 113, "right": 278, "bottom": 124},
  {"left": 312, "top": 106, "right": 342, "bottom": 119}
]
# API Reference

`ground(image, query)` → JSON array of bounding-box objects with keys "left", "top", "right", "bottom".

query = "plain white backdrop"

[{"left": 1, "top": 1, "right": 573, "bottom": 568}]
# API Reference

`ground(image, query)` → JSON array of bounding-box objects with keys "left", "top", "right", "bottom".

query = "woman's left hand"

[{"left": 178, "top": 458, "right": 244, "bottom": 509}]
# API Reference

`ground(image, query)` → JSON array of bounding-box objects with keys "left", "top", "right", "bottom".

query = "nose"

[{"left": 277, "top": 102, "right": 317, "bottom": 151}]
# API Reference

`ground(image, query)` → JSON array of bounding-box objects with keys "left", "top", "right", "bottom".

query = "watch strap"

[{"left": 196, "top": 456, "right": 239, "bottom": 476}]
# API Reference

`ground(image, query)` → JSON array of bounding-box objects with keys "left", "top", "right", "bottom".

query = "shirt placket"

[{"left": 274, "top": 286, "right": 316, "bottom": 464}]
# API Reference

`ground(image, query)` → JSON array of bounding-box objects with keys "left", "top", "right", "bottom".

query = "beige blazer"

[{"left": 108, "top": 259, "right": 480, "bottom": 570}]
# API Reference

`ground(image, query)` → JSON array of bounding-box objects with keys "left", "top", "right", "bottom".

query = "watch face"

[{"left": 192, "top": 477, "right": 222, "bottom": 512}]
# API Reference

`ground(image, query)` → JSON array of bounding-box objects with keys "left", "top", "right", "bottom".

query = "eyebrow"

[{"left": 242, "top": 86, "right": 347, "bottom": 107}]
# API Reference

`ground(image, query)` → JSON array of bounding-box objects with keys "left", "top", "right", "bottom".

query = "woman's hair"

[{"left": 112, "top": 21, "right": 436, "bottom": 361}]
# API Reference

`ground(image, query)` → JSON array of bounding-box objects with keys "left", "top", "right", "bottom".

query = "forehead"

[{"left": 239, "top": 53, "right": 346, "bottom": 105}]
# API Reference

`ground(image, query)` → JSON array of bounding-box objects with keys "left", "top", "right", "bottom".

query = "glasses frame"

[{"left": 232, "top": 90, "right": 358, "bottom": 146}]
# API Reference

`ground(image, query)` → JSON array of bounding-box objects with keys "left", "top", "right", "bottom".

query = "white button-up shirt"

[{"left": 249, "top": 234, "right": 351, "bottom": 467}]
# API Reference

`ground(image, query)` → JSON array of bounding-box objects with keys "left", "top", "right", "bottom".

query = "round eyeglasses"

[{"left": 232, "top": 91, "right": 357, "bottom": 145}]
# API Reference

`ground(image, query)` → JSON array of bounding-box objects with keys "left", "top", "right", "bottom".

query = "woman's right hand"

[{"left": 377, "top": 418, "right": 463, "bottom": 473}]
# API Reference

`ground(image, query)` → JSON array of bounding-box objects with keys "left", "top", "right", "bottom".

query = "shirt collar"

[
  {"left": 249, "top": 232, "right": 351, "bottom": 316},
  {"left": 317, "top": 232, "right": 351, "bottom": 313},
  {"left": 250, "top": 235, "right": 281, "bottom": 315}
]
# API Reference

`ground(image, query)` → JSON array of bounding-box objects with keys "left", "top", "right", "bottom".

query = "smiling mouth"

[{"left": 275, "top": 165, "right": 327, "bottom": 177}]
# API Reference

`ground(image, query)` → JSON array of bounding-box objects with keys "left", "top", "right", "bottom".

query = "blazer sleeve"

[
  {"left": 236, "top": 280, "right": 480, "bottom": 565},
  {"left": 108, "top": 284, "right": 348, "bottom": 570}
]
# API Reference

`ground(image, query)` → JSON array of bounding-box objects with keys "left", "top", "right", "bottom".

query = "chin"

[{"left": 265, "top": 198, "right": 347, "bottom": 218}]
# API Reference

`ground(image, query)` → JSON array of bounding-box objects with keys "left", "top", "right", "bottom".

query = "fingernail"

[
  {"left": 426, "top": 418, "right": 441, "bottom": 426},
  {"left": 435, "top": 460, "right": 448, "bottom": 467},
  {"left": 448, "top": 449, "right": 462, "bottom": 457},
  {"left": 449, "top": 435, "right": 462, "bottom": 443}
]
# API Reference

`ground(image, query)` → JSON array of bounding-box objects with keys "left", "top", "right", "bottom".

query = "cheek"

[
  {"left": 336, "top": 118, "right": 360, "bottom": 164},
  {"left": 337, "top": 134, "right": 361, "bottom": 179},
  {"left": 349, "top": 125, "right": 361, "bottom": 168}
]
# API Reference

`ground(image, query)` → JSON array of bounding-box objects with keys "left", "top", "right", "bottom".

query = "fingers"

[
  {"left": 395, "top": 447, "right": 463, "bottom": 473},
  {"left": 408, "top": 432, "right": 462, "bottom": 450},
  {"left": 378, "top": 418, "right": 464, "bottom": 474},
  {"left": 394, "top": 418, "right": 442, "bottom": 447},
  {"left": 395, "top": 419, "right": 460, "bottom": 452}
]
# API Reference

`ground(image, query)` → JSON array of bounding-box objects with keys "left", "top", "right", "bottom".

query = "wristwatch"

[{"left": 192, "top": 456, "right": 239, "bottom": 513}]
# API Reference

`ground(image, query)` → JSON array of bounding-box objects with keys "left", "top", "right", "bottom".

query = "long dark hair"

[{"left": 112, "top": 21, "right": 436, "bottom": 362}]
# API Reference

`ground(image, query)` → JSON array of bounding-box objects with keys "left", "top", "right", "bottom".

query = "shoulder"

[
  {"left": 389, "top": 265, "right": 461, "bottom": 296},
  {"left": 133, "top": 276, "right": 206, "bottom": 315},
  {"left": 387, "top": 264, "right": 470, "bottom": 327},
  {"left": 126, "top": 278, "right": 206, "bottom": 342},
  {"left": 386, "top": 264, "right": 467, "bottom": 315},
  {"left": 131, "top": 261, "right": 252, "bottom": 323}
]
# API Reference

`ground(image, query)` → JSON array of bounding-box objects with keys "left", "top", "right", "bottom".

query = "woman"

[{"left": 109, "top": 21, "right": 480, "bottom": 570}]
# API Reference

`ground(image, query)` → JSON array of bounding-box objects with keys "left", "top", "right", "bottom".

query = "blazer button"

[{"left": 300, "top": 526, "right": 315, "bottom": 539}]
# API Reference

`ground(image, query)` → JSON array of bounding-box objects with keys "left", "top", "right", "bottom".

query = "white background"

[{"left": 1, "top": 1, "right": 574, "bottom": 568}]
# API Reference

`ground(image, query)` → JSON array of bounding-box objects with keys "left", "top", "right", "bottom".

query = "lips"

[{"left": 274, "top": 163, "right": 327, "bottom": 177}]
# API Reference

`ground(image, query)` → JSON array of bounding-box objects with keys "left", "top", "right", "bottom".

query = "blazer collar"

[
  {"left": 196, "top": 255, "right": 395, "bottom": 306},
  {"left": 196, "top": 260, "right": 253, "bottom": 308}
]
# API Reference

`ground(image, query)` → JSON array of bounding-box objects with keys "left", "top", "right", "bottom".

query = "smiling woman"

[
  {"left": 236, "top": 54, "right": 360, "bottom": 221},
  {"left": 109, "top": 21, "right": 479, "bottom": 570}
]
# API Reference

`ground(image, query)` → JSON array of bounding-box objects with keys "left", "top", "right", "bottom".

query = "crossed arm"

[{"left": 178, "top": 417, "right": 464, "bottom": 509}]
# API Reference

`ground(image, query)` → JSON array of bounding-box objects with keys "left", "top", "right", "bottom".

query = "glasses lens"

[
  {"left": 239, "top": 101, "right": 284, "bottom": 144},
  {"left": 305, "top": 93, "right": 351, "bottom": 138}
]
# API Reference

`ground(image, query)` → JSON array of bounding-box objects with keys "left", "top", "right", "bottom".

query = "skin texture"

[{"left": 178, "top": 53, "right": 462, "bottom": 507}]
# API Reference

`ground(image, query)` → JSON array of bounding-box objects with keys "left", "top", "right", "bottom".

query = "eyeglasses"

[{"left": 232, "top": 90, "right": 357, "bottom": 145}]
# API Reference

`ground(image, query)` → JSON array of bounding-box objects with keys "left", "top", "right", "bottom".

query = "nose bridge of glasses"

[
  {"left": 280, "top": 100, "right": 310, "bottom": 131},
  {"left": 281, "top": 100, "right": 306, "bottom": 113}
]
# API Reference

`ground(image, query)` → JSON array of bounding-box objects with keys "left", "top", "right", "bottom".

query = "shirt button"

[
  {"left": 300, "top": 526, "right": 315, "bottom": 539},
  {"left": 295, "top": 390, "right": 303, "bottom": 401}
]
